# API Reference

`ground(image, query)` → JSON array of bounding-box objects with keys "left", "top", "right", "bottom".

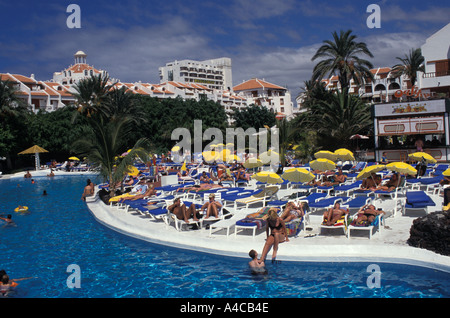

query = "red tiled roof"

[
  {"left": 233, "top": 78, "right": 286, "bottom": 91},
  {"left": 66, "top": 63, "right": 101, "bottom": 74},
  {"left": 11, "top": 74, "right": 36, "bottom": 83}
]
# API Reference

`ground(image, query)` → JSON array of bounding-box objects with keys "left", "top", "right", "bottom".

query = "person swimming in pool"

[
  {"left": 248, "top": 249, "right": 267, "bottom": 275},
  {"left": 0, "top": 215, "right": 16, "bottom": 227}
]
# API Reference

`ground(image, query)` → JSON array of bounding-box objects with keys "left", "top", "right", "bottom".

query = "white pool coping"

[{"left": 85, "top": 190, "right": 450, "bottom": 273}]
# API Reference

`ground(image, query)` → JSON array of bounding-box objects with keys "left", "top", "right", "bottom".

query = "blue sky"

[{"left": 1, "top": 0, "right": 449, "bottom": 97}]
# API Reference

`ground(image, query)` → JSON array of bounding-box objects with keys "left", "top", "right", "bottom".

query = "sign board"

[{"left": 373, "top": 99, "right": 447, "bottom": 117}]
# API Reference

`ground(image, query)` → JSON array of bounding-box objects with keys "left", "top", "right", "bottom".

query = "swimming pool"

[{"left": 1, "top": 175, "right": 449, "bottom": 298}]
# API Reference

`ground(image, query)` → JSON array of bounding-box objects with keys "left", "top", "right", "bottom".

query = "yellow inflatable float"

[{"left": 14, "top": 206, "right": 29, "bottom": 213}]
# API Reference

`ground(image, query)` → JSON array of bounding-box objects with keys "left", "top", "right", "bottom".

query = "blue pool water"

[{"left": 0, "top": 175, "right": 449, "bottom": 298}]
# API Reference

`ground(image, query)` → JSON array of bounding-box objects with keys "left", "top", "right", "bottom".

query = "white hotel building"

[{"left": 2, "top": 52, "right": 294, "bottom": 119}]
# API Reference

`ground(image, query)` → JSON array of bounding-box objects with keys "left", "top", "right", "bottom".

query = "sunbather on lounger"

[
  {"left": 375, "top": 173, "right": 400, "bottom": 191},
  {"left": 176, "top": 183, "right": 222, "bottom": 193},
  {"left": 322, "top": 202, "right": 348, "bottom": 226},
  {"left": 360, "top": 174, "right": 379, "bottom": 190},
  {"left": 352, "top": 204, "right": 384, "bottom": 225},
  {"left": 203, "top": 193, "right": 222, "bottom": 219},
  {"left": 186, "top": 193, "right": 223, "bottom": 219},
  {"left": 280, "top": 202, "right": 304, "bottom": 222},
  {"left": 168, "top": 198, "right": 199, "bottom": 223}
]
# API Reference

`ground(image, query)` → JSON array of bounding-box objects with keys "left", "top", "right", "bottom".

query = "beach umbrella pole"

[{"left": 35, "top": 152, "right": 40, "bottom": 171}]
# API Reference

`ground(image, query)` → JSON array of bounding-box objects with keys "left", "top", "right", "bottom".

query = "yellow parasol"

[
  {"left": 442, "top": 168, "right": 450, "bottom": 177},
  {"left": 68, "top": 156, "right": 80, "bottom": 161},
  {"left": 408, "top": 152, "right": 437, "bottom": 164},
  {"left": 127, "top": 166, "right": 140, "bottom": 176},
  {"left": 259, "top": 150, "right": 280, "bottom": 164},
  {"left": 243, "top": 158, "right": 263, "bottom": 169},
  {"left": 314, "top": 150, "right": 337, "bottom": 161},
  {"left": 281, "top": 168, "right": 315, "bottom": 183},
  {"left": 171, "top": 146, "right": 180, "bottom": 152},
  {"left": 333, "top": 148, "right": 355, "bottom": 161},
  {"left": 309, "top": 158, "right": 336, "bottom": 172},
  {"left": 18, "top": 145, "right": 49, "bottom": 171},
  {"left": 386, "top": 162, "right": 417, "bottom": 176},
  {"left": 356, "top": 164, "right": 386, "bottom": 180},
  {"left": 202, "top": 150, "right": 219, "bottom": 162},
  {"left": 252, "top": 171, "right": 283, "bottom": 184}
]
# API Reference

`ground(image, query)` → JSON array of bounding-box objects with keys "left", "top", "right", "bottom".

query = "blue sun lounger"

[
  {"left": 309, "top": 196, "right": 350, "bottom": 213},
  {"left": 404, "top": 191, "right": 436, "bottom": 215}
]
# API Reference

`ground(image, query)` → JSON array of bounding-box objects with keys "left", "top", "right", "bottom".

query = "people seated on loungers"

[
  {"left": 308, "top": 174, "right": 328, "bottom": 186},
  {"left": 375, "top": 173, "right": 400, "bottom": 192},
  {"left": 280, "top": 202, "right": 304, "bottom": 222},
  {"left": 322, "top": 202, "right": 348, "bottom": 226},
  {"left": 124, "top": 176, "right": 138, "bottom": 186},
  {"left": 126, "top": 183, "right": 157, "bottom": 201},
  {"left": 360, "top": 173, "right": 379, "bottom": 191},
  {"left": 200, "top": 171, "right": 212, "bottom": 184},
  {"left": 187, "top": 193, "right": 223, "bottom": 220},
  {"left": 168, "top": 198, "right": 199, "bottom": 223},
  {"left": 219, "top": 171, "right": 233, "bottom": 184},
  {"left": 352, "top": 204, "right": 385, "bottom": 226},
  {"left": 177, "top": 168, "right": 189, "bottom": 178},
  {"left": 177, "top": 183, "right": 223, "bottom": 193},
  {"left": 440, "top": 175, "right": 450, "bottom": 186},
  {"left": 259, "top": 208, "right": 289, "bottom": 263},
  {"left": 235, "top": 167, "right": 249, "bottom": 182},
  {"left": 333, "top": 168, "right": 347, "bottom": 184}
]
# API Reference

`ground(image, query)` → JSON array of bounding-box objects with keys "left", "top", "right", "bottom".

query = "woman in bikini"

[{"left": 259, "top": 208, "right": 289, "bottom": 263}]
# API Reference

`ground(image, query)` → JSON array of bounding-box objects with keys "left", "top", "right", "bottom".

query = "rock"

[{"left": 407, "top": 211, "right": 450, "bottom": 256}]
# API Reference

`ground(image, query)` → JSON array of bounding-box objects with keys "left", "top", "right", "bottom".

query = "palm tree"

[
  {"left": 391, "top": 48, "right": 425, "bottom": 87},
  {"left": 105, "top": 86, "right": 146, "bottom": 124},
  {"left": 71, "top": 74, "right": 112, "bottom": 119},
  {"left": 307, "top": 89, "right": 372, "bottom": 149},
  {"left": 72, "top": 115, "right": 150, "bottom": 193},
  {"left": 0, "top": 80, "right": 28, "bottom": 118},
  {"left": 311, "top": 30, "right": 374, "bottom": 91}
]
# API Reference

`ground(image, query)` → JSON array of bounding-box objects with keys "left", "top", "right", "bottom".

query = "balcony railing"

[{"left": 422, "top": 71, "right": 450, "bottom": 78}]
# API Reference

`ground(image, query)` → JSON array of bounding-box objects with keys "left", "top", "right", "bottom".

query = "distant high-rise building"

[{"left": 159, "top": 57, "right": 232, "bottom": 91}]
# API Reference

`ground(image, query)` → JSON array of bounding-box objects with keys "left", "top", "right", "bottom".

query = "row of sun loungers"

[{"left": 104, "top": 162, "right": 446, "bottom": 240}]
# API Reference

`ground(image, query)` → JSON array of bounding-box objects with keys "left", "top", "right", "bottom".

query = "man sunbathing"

[
  {"left": 168, "top": 198, "right": 199, "bottom": 224},
  {"left": 322, "top": 202, "right": 348, "bottom": 226},
  {"left": 375, "top": 173, "right": 400, "bottom": 192},
  {"left": 353, "top": 204, "right": 384, "bottom": 225}
]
